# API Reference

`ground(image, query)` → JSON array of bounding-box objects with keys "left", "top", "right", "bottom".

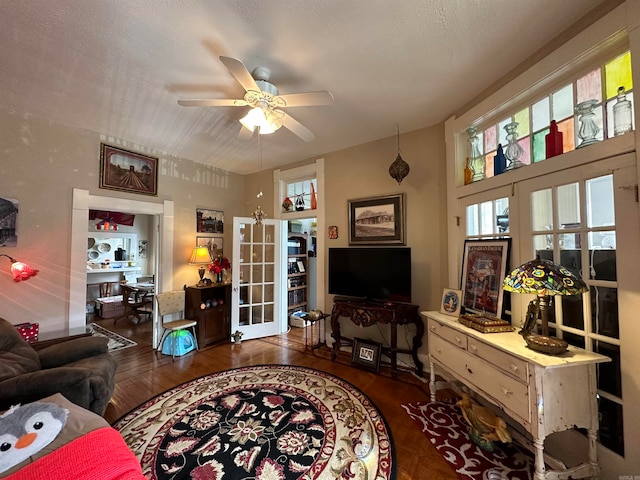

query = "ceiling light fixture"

[
  {"left": 239, "top": 104, "right": 283, "bottom": 135},
  {"left": 389, "top": 124, "right": 410, "bottom": 184}
]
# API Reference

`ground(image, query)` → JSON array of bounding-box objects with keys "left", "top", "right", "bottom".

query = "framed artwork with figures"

[
  {"left": 440, "top": 288, "right": 462, "bottom": 317},
  {"left": 460, "top": 239, "right": 511, "bottom": 318}
]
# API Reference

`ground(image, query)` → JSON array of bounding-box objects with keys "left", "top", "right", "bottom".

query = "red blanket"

[{"left": 5, "top": 427, "right": 146, "bottom": 480}]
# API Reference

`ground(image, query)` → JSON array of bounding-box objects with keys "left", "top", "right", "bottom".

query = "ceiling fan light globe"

[{"left": 240, "top": 107, "right": 266, "bottom": 132}]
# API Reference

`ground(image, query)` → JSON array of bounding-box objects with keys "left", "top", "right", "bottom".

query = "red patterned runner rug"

[
  {"left": 402, "top": 401, "right": 534, "bottom": 479},
  {"left": 114, "top": 365, "right": 395, "bottom": 479}
]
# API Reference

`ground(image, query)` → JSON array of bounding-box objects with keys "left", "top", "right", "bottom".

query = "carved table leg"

[
  {"left": 390, "top": 321, "right": 398, "bottom": 379},
  {"left": 533, "top": 438, "right": 546, "bottom": 480},
  {"left": 411, "top": 316, "right": 424, "bottom": 376},
  {"left": 330, "top": 309, "right": 340, "bottom": 361},
  {"left": 429, "top": 361, "right": 437, "bottom": 402}
]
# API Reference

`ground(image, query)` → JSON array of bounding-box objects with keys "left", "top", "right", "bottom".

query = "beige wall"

[
  {"left": 243, "top": 124, "right": 448, "bottom": 358},
  {"left": 0, "top": 111, "right": 245, "bottom": 333}
]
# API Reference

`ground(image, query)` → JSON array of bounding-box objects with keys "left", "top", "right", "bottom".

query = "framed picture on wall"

[
  {"left": 348, "top": 193, "right": 405, "bottom": 245},
  {"left": 460, "top": 239, "right": 511, "bottom": 318},
  {"left": 196, "top": 208, "right": 224, "bottom": 233},
  {"left": 196, "top": 236, "right": 223, "bottom": 258},
  {"left": 99, "top": 144, "right": 158, "bottom": 196}
]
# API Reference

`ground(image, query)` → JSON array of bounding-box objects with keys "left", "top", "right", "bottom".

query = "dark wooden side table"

[{"left": 330, "top": 297, "right": 424, "bottom": 378}]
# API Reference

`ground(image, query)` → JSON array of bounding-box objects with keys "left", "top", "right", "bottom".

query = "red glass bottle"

[{"left": 545, "top": 120, "right": 563, "bottom": 159}]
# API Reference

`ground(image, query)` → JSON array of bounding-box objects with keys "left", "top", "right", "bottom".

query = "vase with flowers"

[{"left": 209, "top": 255, "right": 230, "bottom": 283}]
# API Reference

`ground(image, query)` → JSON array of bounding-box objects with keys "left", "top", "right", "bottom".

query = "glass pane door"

[{"left": 232, "top": 217, "right": 286, "bottom": 340}]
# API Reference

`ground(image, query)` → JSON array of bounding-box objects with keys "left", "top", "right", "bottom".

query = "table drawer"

[
  {"left": 468, "top": 338, "right": 529, "bottom": 383},
  {"left": 430, "top": 334, "right": 530, "bottom": 424},
  {"left": 428, "top": 319, "right": 467, "bottom": 350}
]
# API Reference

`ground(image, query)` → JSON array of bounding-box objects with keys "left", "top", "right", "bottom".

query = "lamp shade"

[
  {"left": 503, "top": 258, "right": 587, "bottom": 296},
  {"left": 189, "top": 246, "right": 212, "bottom": 265}
]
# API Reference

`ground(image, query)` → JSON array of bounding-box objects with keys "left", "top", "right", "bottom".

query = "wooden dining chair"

[
  {"left": 156, "top": 290, "right": 199, "bottom": 361},
  {"left": 112, "top": 285, "right": 149, "bottom": 325}
]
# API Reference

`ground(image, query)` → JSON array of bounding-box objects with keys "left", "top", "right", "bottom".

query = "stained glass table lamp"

[{"left": 503, "top": 257, "right": 587, "bottom": 355}]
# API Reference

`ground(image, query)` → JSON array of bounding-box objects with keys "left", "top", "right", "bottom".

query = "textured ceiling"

[{"left": 0, "top": 0, "right": 607, "bottom": 175}]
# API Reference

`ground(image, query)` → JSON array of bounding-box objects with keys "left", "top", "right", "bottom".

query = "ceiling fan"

[{"left": 178, "top": 56, "right": 334, "bottom": 142}]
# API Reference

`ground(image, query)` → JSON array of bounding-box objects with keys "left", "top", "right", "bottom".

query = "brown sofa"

[{"left": 0, "top": 318, "right": 117, "bottom": 415}]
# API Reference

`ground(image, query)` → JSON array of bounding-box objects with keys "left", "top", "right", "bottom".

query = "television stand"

[{"left": 330, "top": 297, "right": 424, "bottom": 378}]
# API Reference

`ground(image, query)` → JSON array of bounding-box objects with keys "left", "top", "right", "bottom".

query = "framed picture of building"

[
  {"left": 460, "top": 239, "right": 511, "bottom": 318},
  {"left": 196, "top": 208, "right": 224, "bottom": 234},
  {"left": 99, "top": 144, "right": 158, "bottom": 196},
  {"left": 348, "top": 193, "right": 405, "bottom": 245}
]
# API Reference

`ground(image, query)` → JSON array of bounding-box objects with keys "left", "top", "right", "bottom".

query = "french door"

[{"left": 231, "top": 217, "right": 287, "bottom": 340}]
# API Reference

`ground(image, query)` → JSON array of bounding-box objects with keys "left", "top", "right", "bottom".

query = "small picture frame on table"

[
  {"left": 440, "top": 288, "right": 462, "bottom": 317},
  {"left": 351, "top": 337, "right": 382, "bottom": 372}
]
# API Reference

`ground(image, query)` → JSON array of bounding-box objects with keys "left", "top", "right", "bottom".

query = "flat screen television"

[{"left": 328, "top": 247, "right": 411, "bottom": 303}]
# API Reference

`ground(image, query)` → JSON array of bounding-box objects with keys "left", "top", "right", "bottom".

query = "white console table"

[{"left": 423, "top": 311, "right": 610, "bottom": 480}]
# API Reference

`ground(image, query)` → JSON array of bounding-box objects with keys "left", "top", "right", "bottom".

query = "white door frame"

[{"left": 69, "top": 188, "right": 174, "bottom": 348}]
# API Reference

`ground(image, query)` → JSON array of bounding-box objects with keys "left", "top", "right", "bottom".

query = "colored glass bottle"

[
  {"left": 493, "top": 144, "right": 506, "bottom": 176},
  {"left": 545, "top": 120, "right": 563, "bottom": 158},
  {"left": 464, "top": 157, "right": 473, "bottom": 185},
  {"left": 613, "top": 86, "right": 633, "bottom": 136},
  {"left": 466, "top": 127, "right": 485, "bottom": 182}
]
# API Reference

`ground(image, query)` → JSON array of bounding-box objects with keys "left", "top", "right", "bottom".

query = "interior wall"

[
  {"left": 0, "top": 110, "right": 245, "bottom": 333},
  {"left": 244, "top": 124, "right": 448, "bottom": 363}
]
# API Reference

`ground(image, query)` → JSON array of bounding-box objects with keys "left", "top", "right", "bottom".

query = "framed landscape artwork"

[
  {"left": 460, "top": 239, "right": 511, "bottom": 318},
  {"left": 99, "top": 144, "right": 158, "bottom": 196},
  {"left": 348, "top": 193, "right": 405, "bottom": 245}
]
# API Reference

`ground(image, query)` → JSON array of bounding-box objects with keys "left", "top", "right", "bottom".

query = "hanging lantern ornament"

[{"left": 389, "top": 124, "right": 410, "bottom": 184}]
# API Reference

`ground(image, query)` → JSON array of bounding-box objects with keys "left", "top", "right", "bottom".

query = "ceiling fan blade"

[
  {"left": 281, "top": 112, "right": 315, "bottom": 142},
  {"left": 275, "top": 91, "right": 334, "bottom": 107},
  {"left": 178, "top": 98, "right": 247, "bottom": 107},
  {"left": 220, "top": 56, "right": 260, "bottom": 93}
]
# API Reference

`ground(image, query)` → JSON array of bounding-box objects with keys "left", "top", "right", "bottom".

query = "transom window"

[{"left": 465, "top": 51, "right": 633, "bottom": 183}]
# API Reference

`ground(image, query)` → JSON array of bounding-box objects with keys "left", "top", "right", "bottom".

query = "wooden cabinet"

[
  {"left": 424, "top": 311, "right": 610, "bottom": 480},
  {"left": 185, "top": 284, "right": 231, "bottom": 346},
  {"left": 287, "top": 233, "right": 308, "bottom": 315}
]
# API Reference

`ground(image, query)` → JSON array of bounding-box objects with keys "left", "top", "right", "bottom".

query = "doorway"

[{"left": 69, "top": 188, "right": 174, "bottom": 348}]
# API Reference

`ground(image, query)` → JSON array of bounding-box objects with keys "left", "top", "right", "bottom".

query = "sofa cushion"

[
  {"left": 0, "top": 318, "right": 40, "bottom": 382},
  {"left": 0, "top": 393, "right": 110, "bottom": 478}
]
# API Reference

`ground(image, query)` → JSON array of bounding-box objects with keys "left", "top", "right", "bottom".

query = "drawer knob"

[
  {"left": 470, "top": 344, "right": 478, "bottom": 352},
  {"left": 509, "top": 364, "right": 519, "bottom": 373},
  {"left": 455, "top": 336, "right": 462, "bottom": 344},
  {"left": 466, "top": 366, "right": 473, "bottom": 374},
  {"left": 501, "top": 387, "right": 513, "bottom": 397},
  {"left": 429, "top": 325, "right": 436, "bottom": 332}
]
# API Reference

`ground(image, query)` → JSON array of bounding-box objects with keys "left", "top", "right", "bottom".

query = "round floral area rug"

[{"left": 114, "top": 365, "right": 395, "bottom": 480}]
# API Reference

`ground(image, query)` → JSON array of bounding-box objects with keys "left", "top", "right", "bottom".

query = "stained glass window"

[
  {"left": 462, "top": 50, "right": 632, "bottom": 187},
  {"left": 532, "top": 97, "right": 550, "bottom": 131},
  {"left": 605, "top": 51, "right": 632, "bottom": 99},
  {"left": 552, "top": 84, "right": 574, "bottom": 121},
  {"left": 577, "top": 68, "right": 602, "bottom": 104}
]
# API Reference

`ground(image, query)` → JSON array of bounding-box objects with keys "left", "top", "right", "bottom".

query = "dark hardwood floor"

[{"left": 92, "top": 315, "right": 458, "bottom": 480}]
